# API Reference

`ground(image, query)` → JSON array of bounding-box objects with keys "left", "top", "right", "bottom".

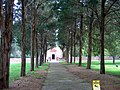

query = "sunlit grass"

[
  {"left": 10, "top": 63, "right": 50, "bottom": 83},
  {"left": 10, "top": 63, "right": 30, "bottom": 83},
  {"left": 78, "top": 60, "right": 120, "bottom": 76},
  {"left": 61, "top": 60, "right": 120, "bottom": 76}
]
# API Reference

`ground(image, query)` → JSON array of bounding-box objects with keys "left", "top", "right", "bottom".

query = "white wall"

[{"left": 46, "top": 47, "right": 63, "bottom": 61}]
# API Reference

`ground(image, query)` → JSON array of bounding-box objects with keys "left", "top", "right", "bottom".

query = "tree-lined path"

[
  {"left": 0, "top": 0, "right": 120, "bottom": 89},
  {"left": 42, "top": 63, "right": 92, "bottom": 90}
]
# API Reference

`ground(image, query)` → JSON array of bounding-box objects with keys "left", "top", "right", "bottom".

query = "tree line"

[
  {"left": 0, "top": 0, "right": 120, "bottom": 89},
  {"left": 0, "top": 0, "right": 56, "bottom": 89},
  {"left": 54, "top": 0, "right": 120, "bottom": 74}
]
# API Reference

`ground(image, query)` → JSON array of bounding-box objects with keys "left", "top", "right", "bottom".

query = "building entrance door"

[{"left": 52, "top": 54, "right": 55, "bottom": 59}]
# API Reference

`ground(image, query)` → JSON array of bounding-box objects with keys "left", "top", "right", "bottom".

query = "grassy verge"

[
  {"left": 10, "top": 63, "right": 50, "bottom": 83},
  {"left": 81, "top": 60, "right": 120, "bottom": 76},
  {"left": 29, "top": 63, "right": 50, "bottom": 79},
  {"left": 60, "top": 60, "right": 120, "bottom": 76}
]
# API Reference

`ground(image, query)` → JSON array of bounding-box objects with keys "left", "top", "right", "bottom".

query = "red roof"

[{"left": 50, "top": 49, "right": 57, "bottom": 52}]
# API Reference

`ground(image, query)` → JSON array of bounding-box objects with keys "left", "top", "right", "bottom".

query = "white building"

[{"left": 47, "top": 47, "right": 63, "bottom": 61}]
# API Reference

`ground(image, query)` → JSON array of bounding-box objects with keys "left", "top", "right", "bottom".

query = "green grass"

[
  {"left": 61, "top": 60, "right": 120, "bottom": 76},
  {"left": 59, "top": 61, "right": 71, "bottom": 65},
  {"left": 29, "top": 63, "right": 50, "bottom": 78},
  {"left": 37, "top": 63, "right": 50, "bottom": 70},
  {"left": 76, "top": 60, "right": 120, "bottom": 76},
  {"left": 10, "top": 63, "right": 50, "bottom": 83}
]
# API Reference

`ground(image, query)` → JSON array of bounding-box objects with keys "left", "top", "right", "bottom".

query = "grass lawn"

[
  {"left": 76, "top": 60, "right": 120, "bottom": 76},
  {"left": 60, "top": 60, "right": 120, "bottom": 76},
  {"left": 10, "top": 63, "right": 50, "bottom": 83}
]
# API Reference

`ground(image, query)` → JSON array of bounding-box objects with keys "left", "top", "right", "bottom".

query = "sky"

[{"left": 14, "top": 0, "right": 18, "bottom": 4}]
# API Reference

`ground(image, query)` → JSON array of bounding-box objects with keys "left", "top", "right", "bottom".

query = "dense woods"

[{"left": 0, "top": 0, "right": 120, "bottom": 89}]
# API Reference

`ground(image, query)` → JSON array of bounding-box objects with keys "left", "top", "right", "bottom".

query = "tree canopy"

[{"left": 0, "top": 0, "right": 120, "bottom": 89}]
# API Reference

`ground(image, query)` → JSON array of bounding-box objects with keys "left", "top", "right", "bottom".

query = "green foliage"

[
  {"left": 13, "top": 21, "right": 31, "bottom": 56},
  {"left": 51, "top": 0, "right": 83, "bottom": 49},
  {"left": 92, "top": 27, "right": 100, "bottom": 56},
  {"left": 12, "top": 0, "right": 120, "bottom": 57},
  {"left": 105, "top": 19, "right": 120, "bottom": 57},
  {"left": 87, "top": 0, "right": 99, "bottom": 7},
  {"left": 13, "top": 0, "right": 120, "bottom": 57},
  {"left": 13, "top": 22, "right": 22, "bottom": 47}
]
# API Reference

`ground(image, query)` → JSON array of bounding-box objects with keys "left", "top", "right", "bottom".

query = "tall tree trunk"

[
  {"left": 79, "top": 15, "right": 83, "bottom": 66},
  {"left": 100, "top": 0, "right": 106, "bottom": 74},
  {"left": 74, "top": 20, "right": 76, "bottom": 64},
  {"left": 45, "top": 44, "right": 47, "bottom": 62},
  {"left": 99, "top": 0, "right": 117, "bottom": 74},
  {"left": 61, "top": 45, "right": 65, "bottom": 58},
  {"left": 70, "top": 30, "right": 73, "bottom": 64},
  {"left": 66, "top": 47, "right": 69, "bottom": 63},
  {"left": 42, "top": 37, "right": 45, "bottom": 64},
  {"left": 30, "top": 2, "right": 35, "bottom": 71},
  {"left": 40, "top": 49, "right": 42, "bottom": 66},
  {"left": 3, "top": 0, "right": 14, "bottom": 88},
  {"left": 35, "top": 32, "right": 38, "bottom": 68},
  {"left": 87, "top": 11, "right": 94, "bottom": 69},
  {"left": 66, "top": 30, "right": 70, "bottom": 63},
  {"left": 0, "top": 0, "right": 3, "bottom": 89},
  {"left": 44, "top": 37, "right": 47, "bottom": 63},
  {"left": 21, "top": 0, "right": 26, "bottom": 77},
  {"left": 44, "top": 43, "right": 47, "bottom": 63},
  {"left": 112, "top": 56, "right": 115, "bottom": 64},
  {"left": 42, "top": 38, "right": 45, "bottom": 63},
  {"left": 40, "top": 34, "right": 43, "bottom": 66}
]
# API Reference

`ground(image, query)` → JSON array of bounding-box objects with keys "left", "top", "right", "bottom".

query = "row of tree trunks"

[
  {"left": 87, "top": 10, "right": 94, "bottom": 69},
  {"left": 79, "top": 14, "right": 83, "bottom": 66},
  {"left": 66, "top": 29, "right": 70, "bottom": 63},
  {"left": 0, "top": 0, "right": 48, "bottom": 88},
  {"left": 21, "top": 0, "right": 26, "bottom": 77},
  {"left": 85, "top": 0, "right": 117, "bottom": 74},
  {"left": 0, "top": 0, "right": 3, "bottom": 89},
  {"left": 2, "top": 0, "right": 14, "bottom": 88},
  {"left": 38, "top": 34, "right": 48, "bottom": 65}
]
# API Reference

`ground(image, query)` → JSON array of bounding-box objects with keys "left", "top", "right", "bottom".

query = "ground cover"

[
  {"left": 61, "top": 60, "right": 120, "bottom": 90},
  {"left": 61, "top": 60, "right": 120, "bottom": 76},
  {"left": 10, "top": 63, "right": 30, "bottom": 83},
  {"left": 77, "top": 60, "right": 120, "bottom": 76},
  {"left": 6, "top": 63, "right": 50, "bottom": 90}
]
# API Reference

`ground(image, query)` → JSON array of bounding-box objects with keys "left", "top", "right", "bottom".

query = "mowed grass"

[
  {"left": 10, "top": 63, "right": 50, "bottom": 83},
  {"left": 76, "top": 60, "right": 120, "bottom": 76}
]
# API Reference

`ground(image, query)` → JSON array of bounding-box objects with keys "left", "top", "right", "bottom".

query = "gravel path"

[{"left": 42, "top": 63, "right": 92, "bottom": 90}]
